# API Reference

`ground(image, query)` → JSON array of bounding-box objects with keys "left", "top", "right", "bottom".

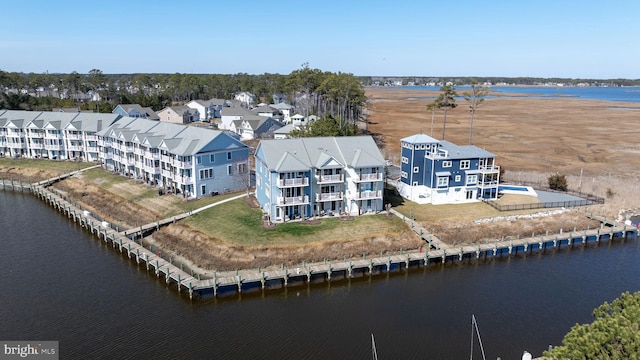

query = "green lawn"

[{"left": 184, "top": 198, "right": 408, "bottom": 246}]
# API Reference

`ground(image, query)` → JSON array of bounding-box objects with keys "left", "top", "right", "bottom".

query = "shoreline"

[{"left": 4, "top": 181, "right": 636, "bottom": 301}]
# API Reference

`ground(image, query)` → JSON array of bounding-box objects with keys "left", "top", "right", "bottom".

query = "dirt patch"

[
  {"left": 245, "top": 195, "right": 260, "bottom": 208},
  {"left": 151, "top": 222, "right": 423, "bottom": 271},
  {"left": 51, "top": 177, "right": 161, "bottom": 229}
]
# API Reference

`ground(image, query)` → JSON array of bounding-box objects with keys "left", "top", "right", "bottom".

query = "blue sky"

[{"left": 1, "top": 0, "right": 638, "bottom": 78}]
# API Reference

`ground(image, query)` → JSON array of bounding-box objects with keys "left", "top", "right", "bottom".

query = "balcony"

[
  {"left": 84, "top": 134, "right": 98, "bottom": 141},
  {"left": 66, "top": 133, "right": 82, "bottom": 140},
  {"left": 144, "top": 151, "right": 160, "bottom": 160},
  {"left": 317, "top": 173, "right": 343, "bottom": 184},
  {"left": 45, "top": 144, "right": 62, "bottom": 151},
  {"left": 353, "top": 173, "right": 383, "bottom": 182},
  {"left": 276, "top": 195, "right": 309, "bottom": 205},
  {"left": 103, "top": 152, "right": 113, "bottom": 160},
  {"left": 355, "top": 190, "right": 382, "bottom": 200},
  {"left": 7, "top": 142, "right": 26, "bottom": 149},
  {"left": 277, "top": 177, "right": 309, "bottom": 188},
  {"left": 67, "top": 145, "right": 83, "bottom": 152},
  {"left": 316, "top": 192, "right": 343, "bottom": 202},
  {"left": 478, "top": 165, "right": 500, "bottom": 174},
  {"left": 44, "top": 133, "right": 62, "bottom": 140},
  {"left": 144, "top": 165, "right": 160, "bottom": 174},
  {"left": 29, "top": 143, "right": 44, "bottom": 149}
]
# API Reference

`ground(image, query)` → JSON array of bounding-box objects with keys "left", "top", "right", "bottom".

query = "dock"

[{"left": 2, "top": 174, "right": 639, "bottom": 300}]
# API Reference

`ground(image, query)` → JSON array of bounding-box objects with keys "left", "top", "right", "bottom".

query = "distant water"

[
  {"left": 391, "top": 85, "right": 640, "bottom": 103},
  {"left": 2, "top": 191, "right": 640, "bottom": 359}
]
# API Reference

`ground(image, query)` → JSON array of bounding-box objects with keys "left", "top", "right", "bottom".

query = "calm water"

[
  {"left": 396, "top": 85, "right": 640, "bottom": 104},
  {"left": 1, "top": 191, "right": 639, "bottom": 359}
]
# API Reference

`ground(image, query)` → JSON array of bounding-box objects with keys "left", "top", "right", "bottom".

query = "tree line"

[{"left": 0, "top": 66, "right": 366, "bottom": 132}]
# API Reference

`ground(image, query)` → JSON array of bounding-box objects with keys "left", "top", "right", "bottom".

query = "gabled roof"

[
  {"left": 270, "top": 102, "right": 293, "bottom": 110},
  {"left": 439, "top": 140, "right": 496, "bottom": 159},
  {"left": 401, "top": 133, "right": 439, "bottom": 144},
  {"left": 221, "top": 107, "right": 254, "bottom": 117},
  {"left": 97, "top": 117, "right": 247, "bottom": 157},
  {"left": 256, "top": 136, "right": 384, "bottom": 172}
]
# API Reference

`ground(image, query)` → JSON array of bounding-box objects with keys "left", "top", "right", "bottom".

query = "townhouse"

[
  {"left": 0, "top": 109, "right": 120, "bottom": 161},
  {"left": 397, "top": 133, "right": 500, "bottom": 205},
  {"left": 254, "top": 136, "right": 385, "bottom": 222},
  {"left": 97, "top": 117, "right": 249, "bottom": 198},
  {"left": 0, "top": 110, "right": 249, "bottom": 199}
]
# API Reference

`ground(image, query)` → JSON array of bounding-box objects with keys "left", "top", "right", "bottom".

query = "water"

[
  {"left": 1, "top": 191, "right": 639, "bottom": 359},
  {"left": 396, "top": 85, "right": 640, "bottom": 104}
]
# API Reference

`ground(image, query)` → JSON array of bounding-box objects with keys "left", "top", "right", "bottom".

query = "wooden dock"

[{"left": 3, "top": 174, "right": 639, "bottom": 300}]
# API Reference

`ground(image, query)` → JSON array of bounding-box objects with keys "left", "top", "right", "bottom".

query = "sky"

[{"left": 1, "top": 0, "right": 639, "bottom": 79}]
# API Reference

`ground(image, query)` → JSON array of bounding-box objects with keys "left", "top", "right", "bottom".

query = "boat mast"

[{"left": 470, "top": 314, "right": 487, "bottom": 360}]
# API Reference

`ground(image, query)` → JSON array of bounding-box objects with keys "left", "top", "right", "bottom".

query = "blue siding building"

[
  {"left": 255, "top": 136, "right": 386, "bottom": 222},
  {"left": 397, "top": 134, "right": 499, "bottom": 204}
]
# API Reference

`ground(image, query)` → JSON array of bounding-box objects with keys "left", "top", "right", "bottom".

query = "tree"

[
  {"left": 463, "top": 80, "right": 488, "bottom": 145},
  {"left": 289, "top": 116, "right": 357, "bottom": 138},
  {"left": 434, "top": 84, "right": 458, "bottom": 140},
  {"left": 426, "top": 102, "right": 437, "bottom": 137},
  {"left": 544, "top": 291, "right": 640, "bottom": 359},
  {"left": 548, "top": 173, "right": 568, "bottom": 191},
  {"left": 233, "top": 160, "right": 252, "bottom": 196}
]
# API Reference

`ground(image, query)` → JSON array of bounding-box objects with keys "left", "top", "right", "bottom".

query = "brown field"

[{"left": 366, "top": 87, "right": 640, "bottom": 218}]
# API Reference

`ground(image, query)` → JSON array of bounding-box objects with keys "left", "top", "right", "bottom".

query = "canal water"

[{"left": 1, "top": 191, "right": 639, "bottom": 359}]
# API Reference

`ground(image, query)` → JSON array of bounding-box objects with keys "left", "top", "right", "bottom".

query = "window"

[
  {"left": 227, "top": 164, "right": 232, "bottom": 175},
  {"left": 401, "top": 171, "right": 408, "bottom": 178},
  {"left": 413, "top": 182, "right": 418, "bottom": 186},
  {"left": 460, "top": 160, "right": 470, "bottom": 169},
  {"left": 197, "top": 156, "right": 202, "bottom": 165},
  {"left": 442, "top": 161, "right": 452, "bottom": 168},
  {"left": 227, "top": 152, "right": 232, "bottom": 160},
  {"left": 199, "top": 168, "right": 213, "bottom": 180},
  {"left": 413, "top": 167, "right": 419, "bottom": 173},
  {"left": 437, "top": 176, "right": 449, "bottom": 187},
  {"left": 201, "top": 185, "right": 206, "bottom": 196},
  {"left": 237, "top": 162, "right": 247, "bottom": 174},
  {"left": 210, "top": 154, "right": 215, "bottom": 162},
  {"left": 467, "top": 174, "right": 478, "bottom": 184},
  {"left": 455, "top": 175, "right": 461, "bottom": 182},
  {"left": 401, "top": 156, "right": 408, "bottom": 164}
]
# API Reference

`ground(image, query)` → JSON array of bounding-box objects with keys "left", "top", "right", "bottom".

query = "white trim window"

[
  {"left": 209, "top": 154, "right": 215, "bottom": 163},
  {"left": 460, "top": 160, "right": 470, "bottom": 169},
  {"left": 455, "top": 175, "right": 461, "bottom": 182},
  {"left": 401, "top": 171, "right": 408, "bottom": 178},
  {"left": 227, "top": 164, "right": 232, "bottom": 175},
  {"left": 413, "top": 166, "right": 419, "bottom": 173},
  {"left": 437, "top": 176, "right": 449, "bottom": 187},
  {"left": 197, "top": 156, "right": 202, "bottom": 165},
  {"left": 227, "top": 151, "right": 232, "bottom": 160},
  {"left": 402, "top": 156, "right": 409, "bottom": 164},
  {"left": 199, "top": 168, "right": 213, "bottom": 180},
  {"left": 413, "top": 181, "right": 418, "bottom": 186},
  {"left": 466, "top": 174, "right": 478, "bottom": 185},
  {"left": 442, "top": 161, "right": 452, "bottom": 168}
]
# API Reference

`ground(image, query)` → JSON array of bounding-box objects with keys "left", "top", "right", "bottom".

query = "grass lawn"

[{"left": 184, "top": 198, "right": 408, "bottom": 246}]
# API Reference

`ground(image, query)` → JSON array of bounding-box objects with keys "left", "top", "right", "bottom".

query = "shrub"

[{"left": 548, "top": 173, "right": 568, "bottom": 191}]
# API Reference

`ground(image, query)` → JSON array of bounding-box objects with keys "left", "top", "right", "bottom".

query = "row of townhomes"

[
  {"left": 396, "top": 134, "right": 500, "bottom": 204},
  {"left": 0, "top": 109, "right": 121, "bottom": 161},
  {"left": 254, "top": 136, "right": 386, "bottom": 222},
  {"left": 0, "top": 110, "right": 249, "bottom": 198}
]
